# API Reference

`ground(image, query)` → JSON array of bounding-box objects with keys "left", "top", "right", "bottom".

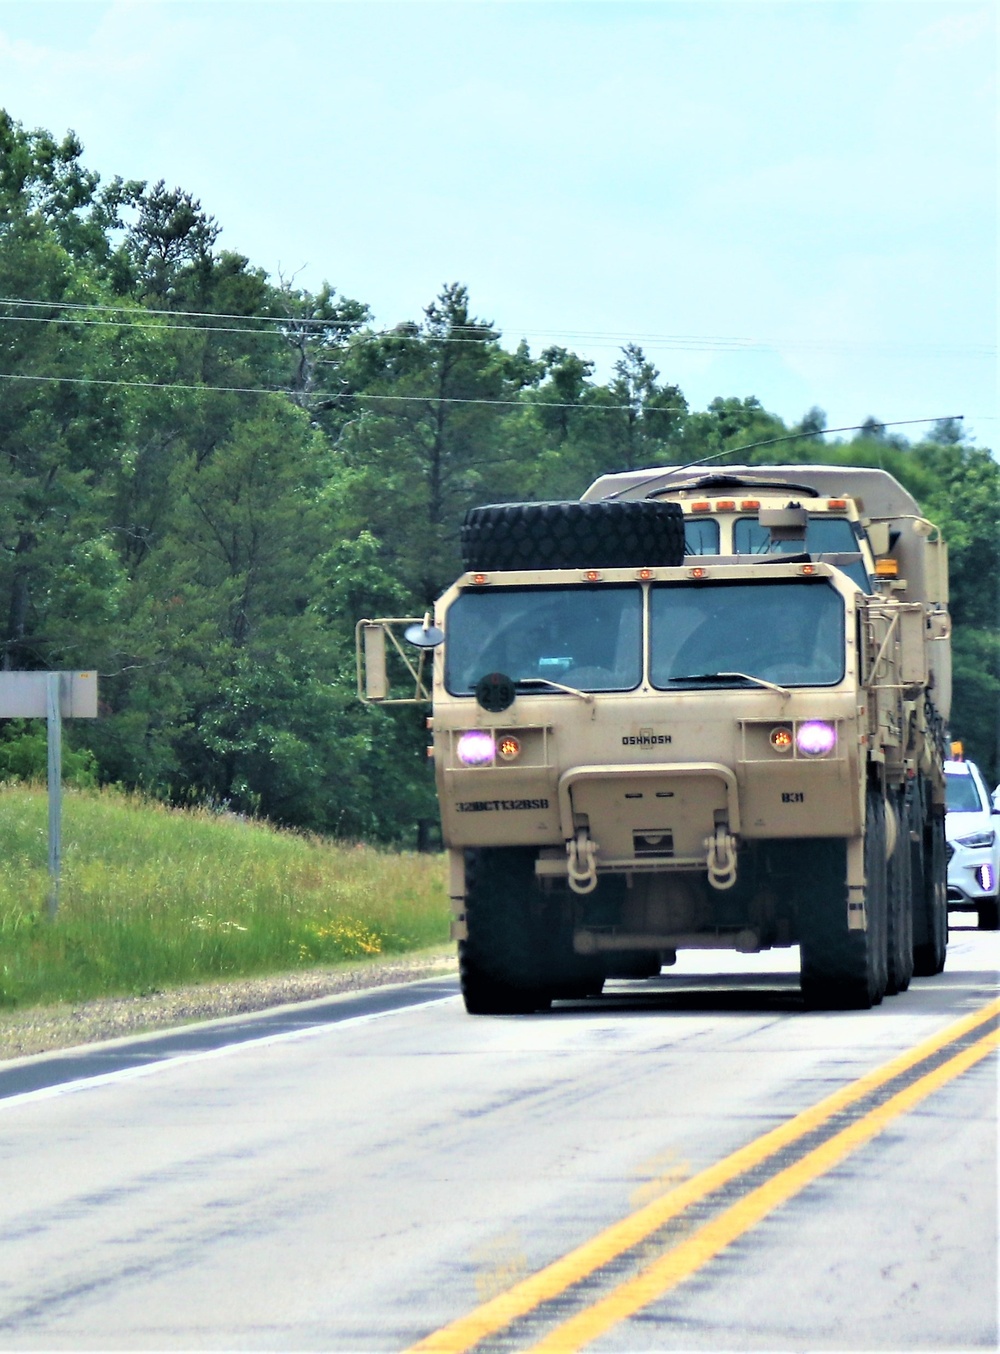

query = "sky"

[{"left": 0, "top": 0, "right": 996, "bottom": 445}]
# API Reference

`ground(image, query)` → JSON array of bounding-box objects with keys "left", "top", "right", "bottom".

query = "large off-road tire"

[
  {"left": 885, "top": 790, "right": 914, "bottom": 996},
  {"left": 913, "top": 808, "right": 948, "bottom": 976},
  {"left": 461, "top": 500, "right": 685, "bottom": 573},
  {"left": 459, "top": 847, "right": 554, "bottom": 1014},
  {"left": 799, "top": 791, "right": 888, "bottom": 1010}
]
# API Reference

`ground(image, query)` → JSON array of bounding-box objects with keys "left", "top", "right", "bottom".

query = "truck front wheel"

[
  {"left": 459, "top": 848, "right": 553, "bottom": 1015},
  {"left": 799, "top": 791, "right": 888, "bottom": 1010}
]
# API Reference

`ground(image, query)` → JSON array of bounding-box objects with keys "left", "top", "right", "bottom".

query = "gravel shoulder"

[{"left": 0, "top": 947, "right": 458, "bottom": 1060}]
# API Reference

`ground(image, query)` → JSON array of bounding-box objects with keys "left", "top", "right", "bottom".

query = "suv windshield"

[
  {"left": 649, "top": 579, "right": 845, "bottom": 688},
  {"left": 445, "top": 585, "right": 643, "bottom": 695},
  {"left": 945, "top": 771, "right": 984, "bottom": 813}
]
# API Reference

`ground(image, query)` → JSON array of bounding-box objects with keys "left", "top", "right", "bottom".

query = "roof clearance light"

[
  {"left": 456, "top": 730, "right": 495, "bottom": 766},
  {"left": 828, "top": 499, "right": 847, "bottom": 510},
  {"left": 716, "top": 499, "right": 736, "bottom": 510},
  {"left": 691, "top": 501, "right": 711, "bottom": 512},
  {"left": 770, "top": 727, "right": 794, "bottom": 753},
  {"left": 796, "top": 721, "right": 837, "bottom": 756},
  {"left": 741, "top": 499, "right": 760, "bottom": 510},
  {"left": 497, "top": 734, "right": 521, "bottom": 761}
]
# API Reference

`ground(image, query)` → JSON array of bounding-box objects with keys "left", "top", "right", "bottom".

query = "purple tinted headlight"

[
  {"left": 457, "top": 730, "right": 495, "bottom": 766},
  {"left": 796, "top": 720, "right": 837, "bottom": 756}
]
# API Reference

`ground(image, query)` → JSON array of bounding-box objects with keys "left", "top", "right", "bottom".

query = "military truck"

[{"left": 358, "top": 464, "right": 952, "bottom": 1012}]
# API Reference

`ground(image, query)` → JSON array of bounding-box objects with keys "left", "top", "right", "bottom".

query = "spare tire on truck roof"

[{"left": 461, "top": 499, "right": 685, "bottom": 572}]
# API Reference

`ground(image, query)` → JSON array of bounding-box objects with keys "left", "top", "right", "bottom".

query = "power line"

[
  {"left": 0, "top": 371, "right": 980, "bottom": 441},
  {"left": 0, "top": 370, "right": 644, "bottom": 411},
  {"left": 0, "top": 296, "right": 994, "bottom": 358}
]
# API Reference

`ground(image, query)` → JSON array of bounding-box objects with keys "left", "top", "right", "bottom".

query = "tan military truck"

[{"left": 358, "top": 464, "right": 952, "bottom": 1013}]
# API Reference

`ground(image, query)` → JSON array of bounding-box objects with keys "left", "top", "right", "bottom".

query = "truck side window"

[{"left": 684, "top": 520, "right": 720, "bottom": 555}]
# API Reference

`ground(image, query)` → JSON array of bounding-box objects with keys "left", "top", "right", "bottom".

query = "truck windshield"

[
  {"left": 445, "top": 585, "right": 643, "bottom": 695},
  {"left": 734, "top": 516, "right": 870, "bottom": 591},
  {"left": 649, "top": 579, "right": 845, "bottom": 688}
]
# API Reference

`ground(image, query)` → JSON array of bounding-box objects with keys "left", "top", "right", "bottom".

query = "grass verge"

[{"left": 0, "top": 785, "right": 450, "bottom": 1009}]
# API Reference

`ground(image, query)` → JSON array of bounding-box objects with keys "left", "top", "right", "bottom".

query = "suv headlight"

[{"left": 956, "top": 829, "right": 996, "bottom": 849}]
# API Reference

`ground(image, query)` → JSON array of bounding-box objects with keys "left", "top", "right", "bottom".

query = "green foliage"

[
  {"left": 0, "top": 785, "right": 448, "bottom": 1008},
  {"left": 0, "top": 107, "right": 995, "bottom": 832},
  {"left": 0, "top": 723, "right": 97, "bottom": 787}
]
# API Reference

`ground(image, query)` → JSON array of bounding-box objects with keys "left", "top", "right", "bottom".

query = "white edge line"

[{"left": 0, "top": 994, "right": 460, "bottom": 1111}]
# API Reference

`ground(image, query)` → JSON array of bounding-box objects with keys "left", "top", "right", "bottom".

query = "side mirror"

[
  {"left": 866, "top": 522, "right": 891, "bottom": 557},
  {"left": 361, "top": 624, "right": 388, "bottom": 700},
  {"left": 405, "top": 619, "right": 445, "bottom": 650}
]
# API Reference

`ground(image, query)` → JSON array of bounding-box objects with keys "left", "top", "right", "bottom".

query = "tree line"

[{"left": 1, "top": 110, "right": 996, "bottom": 838}]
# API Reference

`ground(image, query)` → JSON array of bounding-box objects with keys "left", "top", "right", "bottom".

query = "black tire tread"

[
  {"left": 461, "top": 500, "right": 686, "bottom": 572},
  {"left": 799, "top": 792, "right": 888, "bottom": 1010}
]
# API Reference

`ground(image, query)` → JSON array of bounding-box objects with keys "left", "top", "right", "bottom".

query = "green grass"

[{"left": 0, "top": 785, "right": 449, "bottom": 1008}]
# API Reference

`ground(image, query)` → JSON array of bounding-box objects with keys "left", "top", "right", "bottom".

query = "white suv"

[{"left": 945, "top": 759, "right": 1000, "bottom": 930}]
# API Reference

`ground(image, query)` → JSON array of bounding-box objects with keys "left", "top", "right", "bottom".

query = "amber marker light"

[
  {"left": 497, "top": 734, "right": 521, "bottom": 761},
  {"left": 800, "top": 563, "right": 817, "bottom": 575},
  {"left": 584, "top": 569, "right": 602, "bottom": 582},
  {"left": 689, "top": 566, "right": 709, "bottom": 579},
  {"left": 770, "top": 727, "right": 794, "bottom": 753},
  {"left": 636, "top": 567, "right": 654, "bottom": 581},
  {"left": 690, "top": 501, "right": 710, "bottom": 512},
  {"left": 741, "top": 499, "right": 760, "bottom": 510},
  {"left": 827, "top": 499, "right": 847, "bottom": 509},
  {"left": 716, "top": 499, "right": 736, "bottom": 510},
  {"left": 472, "top": 573, "right": 489, "bottom": 584},
  {"left": 875, "top": 559, "right": 899, "bottom": 577}
]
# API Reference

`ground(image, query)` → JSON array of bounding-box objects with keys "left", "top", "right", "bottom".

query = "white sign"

[{"left": 0, "top": 671, "right": 98, "bottom": 719}]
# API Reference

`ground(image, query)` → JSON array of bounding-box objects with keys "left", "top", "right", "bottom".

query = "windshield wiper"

[
  {"left": 515, "top": 677, "right": 595, "bottom": 704},
  {"left": 669, "top": 671, "right": 791, "bottom": 697}
]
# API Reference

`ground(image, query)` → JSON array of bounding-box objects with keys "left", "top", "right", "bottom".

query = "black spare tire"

[{"left": 461, "top": 499, "right": 686, "bottom": 572}]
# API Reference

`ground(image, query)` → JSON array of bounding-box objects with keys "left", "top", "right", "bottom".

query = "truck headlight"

[
  {"left": 456, "top": 731, "right": 495, "bottom": 766},
  {"left": 796, "top": 721, "right": 837, "bottom": 756}
]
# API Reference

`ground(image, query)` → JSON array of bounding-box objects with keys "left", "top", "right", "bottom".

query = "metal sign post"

[
  {"left": 0, "top": 672, "right": 98, "bottom": 919},
  {"left": 47, "top": 673, "right": 63, "bottom": 919}
]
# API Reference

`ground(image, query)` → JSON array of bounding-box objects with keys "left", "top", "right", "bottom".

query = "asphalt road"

[{"left": 0, "top": 926, "right": 996, "bottom": 1352}]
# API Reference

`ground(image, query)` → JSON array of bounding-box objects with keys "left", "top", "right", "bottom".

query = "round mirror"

[{"left": 404, "top": 622, "right": 445, "bottom": 649}]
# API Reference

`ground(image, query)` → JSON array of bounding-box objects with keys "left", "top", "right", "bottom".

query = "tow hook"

[
  {"left": 705, "top": 824, "right": 739, "bottom": 890},
  {"left": 567, "top": 829, "right": 599, "bottom": 894}
]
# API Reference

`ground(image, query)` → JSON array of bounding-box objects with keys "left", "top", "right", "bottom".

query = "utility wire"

[
  {"left": 0, "top": 297, "right": 994, "bottom": 357},
  {"left": 0, "top": 370, "right": 652, "bottom": 411},
  {"left": 0, "top": 372, "right": 975, "bottom": 437}
]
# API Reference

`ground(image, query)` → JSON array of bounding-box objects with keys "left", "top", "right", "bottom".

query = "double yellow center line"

[{"left": 409, "top": 996, "right": 1000, "bottom": 1354}]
